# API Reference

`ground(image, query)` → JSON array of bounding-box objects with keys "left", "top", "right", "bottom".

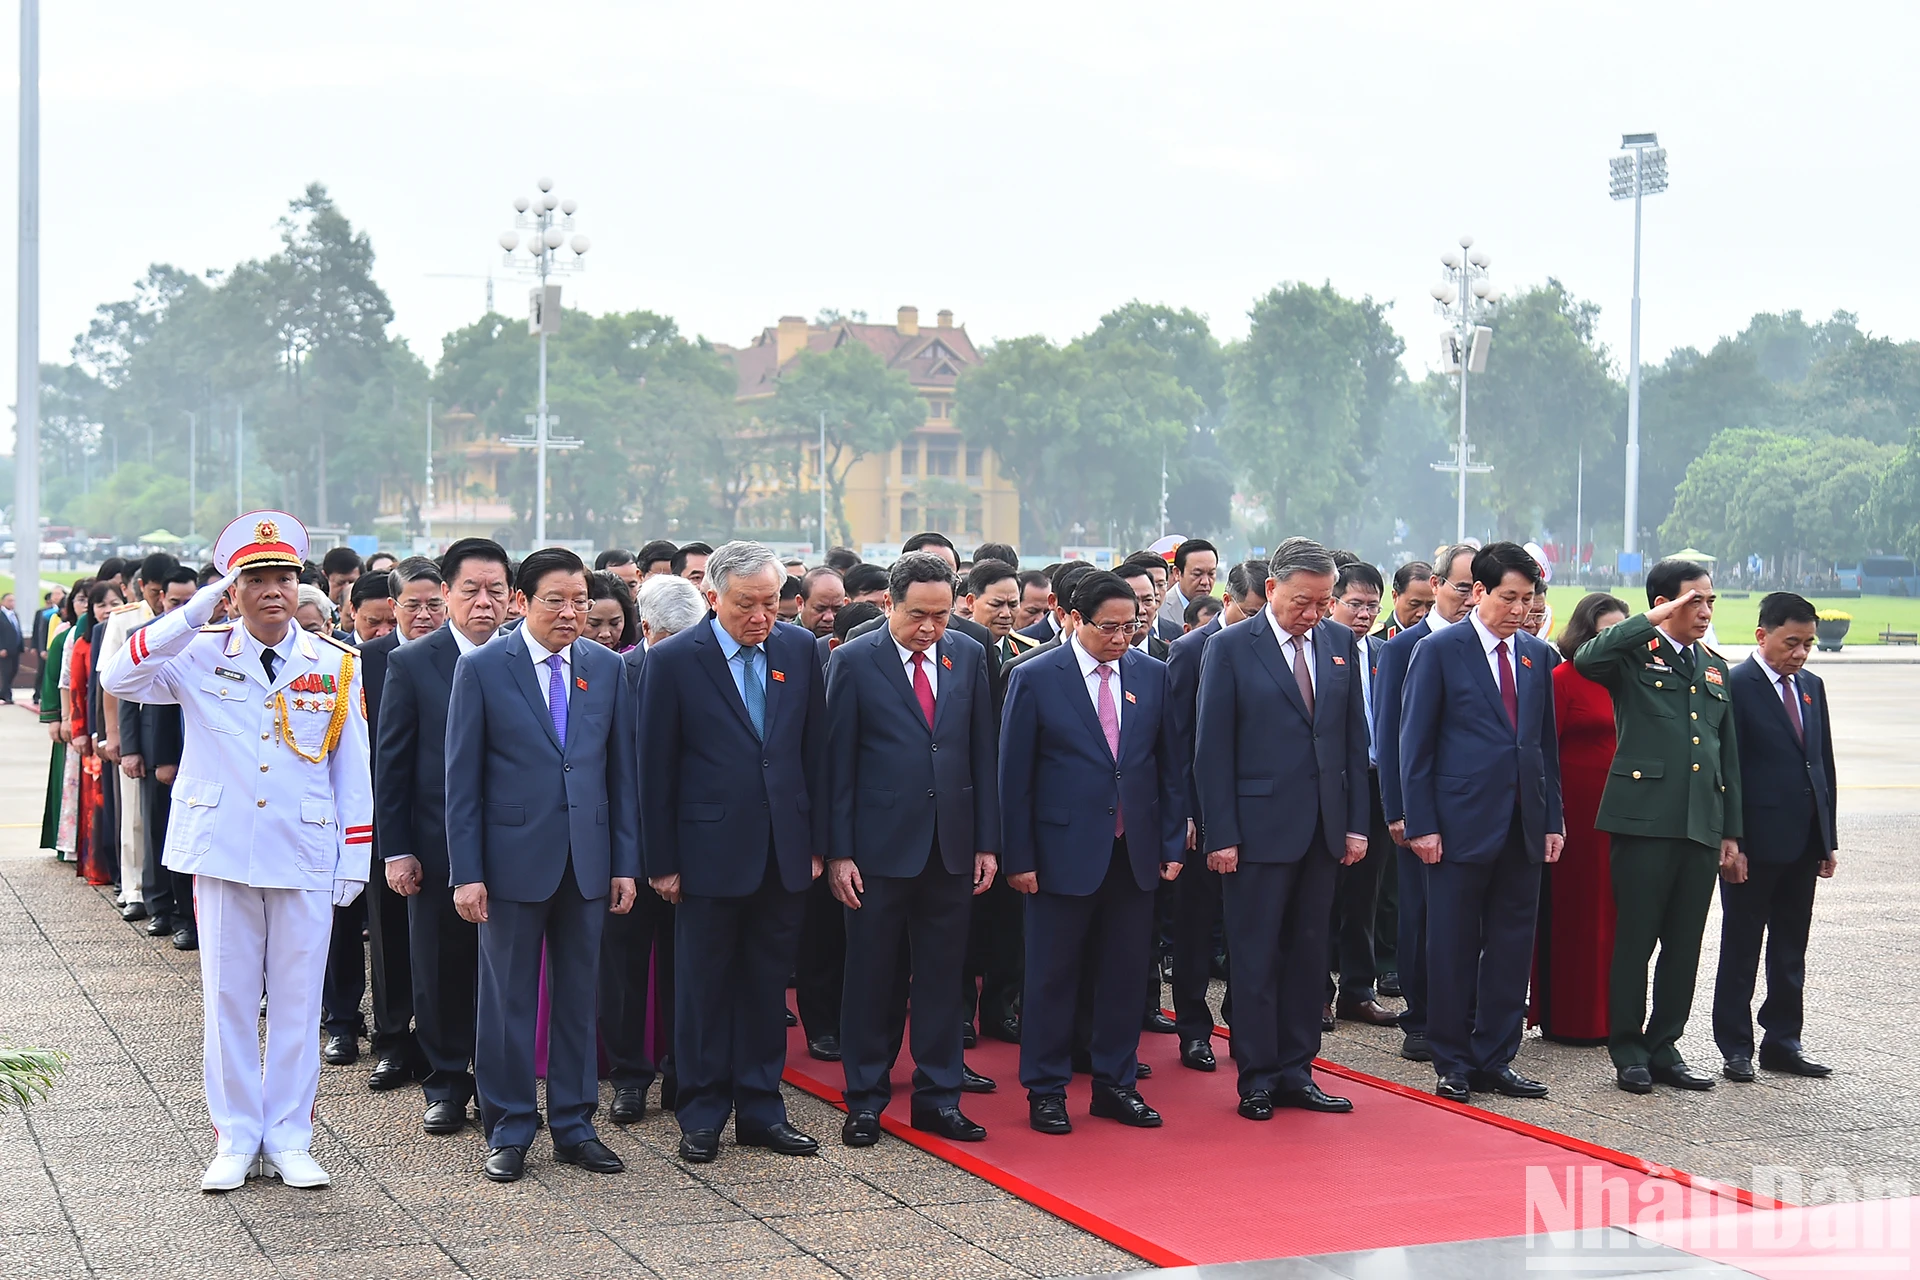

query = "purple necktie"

[
  {"left": 1780, "top": 676, "right": 1803, "bottom": 745},
  {"left": 1496, "top": 640, "right": 1518, "bottom": 732},
  {"left": 545, "top": 652, "right": 568, "bottom": 748},
  {"left": 1096, "top": 663, "right": 1123, "bottom": 836}
]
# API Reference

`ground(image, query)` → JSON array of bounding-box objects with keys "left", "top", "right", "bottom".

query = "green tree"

[
  {"left": 1664, "top": 428, "right": 1892, "bottom": 569},
  {"left": 1221, "top": 282, "right": 1402, "bottom": 543},
  {"left": 1735, "top": 309, "right": 1860, "bottom": 384},
  {"left": 1787, "top": 336, "right": 1920, "bottom": 446},
  {"left": 1868, "top": 425, "right": 1920, "bottom": 560},
  {"left": 766, "top": 343, "right": 925, "bottom": 546},
  {"left": 1636, "top": 337, "right": 1775, "bottom": 534}
]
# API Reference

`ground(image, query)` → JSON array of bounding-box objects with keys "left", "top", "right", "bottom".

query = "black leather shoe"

[
  {"left": 1400, "top": 1032, "right": 1432, "bottom": 1062},
  {"left": 784, "top": 1008, "right": 797, "bottom": 1027},
  {"left": 1435, "top": 1075, "right": 1471, "bottom": 1102},
  {"left": 960, "top": 1064, "right": 996, "bottom": 1093},
  {"left": 1336, "top": 997, "right": 1401, "bottom": 1027},
  {"left": 171, "top": 928, "right": 198, "bottom": 951},
  {"left": 1028, "top": 1095, "right": 1072, "bottom": 1135},
  {"left": 961, "top": 1022, "right": 977, "bottom": 1049},
  {"left": 1759, "top": 1046, "right": 1832, "bottom": 1077},
  {"left": 145, "top": 915, "right": 172, "bottom": 936},
  {"left": 1089, "top": 1084, "right": 1162, "bottom": 1128},
  {"left": 841, "top": 1111, "right": 881, "bottom": 1147},
  {"left": 423, "top": 1100, "right": 467, "bottom": 1135},
  {"left": 912, "top": 1106, "right": 986, "bottom": 1142},
  {"left": 1142, "top": 1011, "right": 1177, "bottom": 1035},
  {"left": 737, "top": 1122, "right": 818, "bottom": 1156},
  {"left": 807, "top": 1034, "right": 841, "bottom": 1062},
  {"left": 121, "top": 902, "right": 148, "bottom": 922},
  {"left": 1180, "top": 1039, "right": 1217, "bottom": 1072},
  {"left": 1469, "top": 1066, "right": 1549, "bottom": 1098},
  {"left": 1378, "top": 971, "right": 1403, "bottom": 997},
  {"left": 989, "top": 1016, "right": 1021, "bottom": 1044},
  {"left": 484, "top": 1145, "right": 526, "bottom": 1182},
  {"left": 1723, "top": 1056, "right": 1756, "bottom": 1083},
  {"left": 1275, "top": 1083, "right": 1353, "bottom": 1113},
  {"left": 1320, "top": 1002, "right": 1337, "bottom": 1033},
  {"left": 1652, "top": 1061, "right": 1716, "bottom": 1091},
  {"left": 367, "top": 1053, "right": 414, "bottom": 1091},
  {"left": 679, "top": 1130, "right": 720, "bottom": 1163},
  {"left": 322, "top": 1034, "right": 358, "bottom": 1067},
  {"left": 1237, "top": 1090, "right": 1274, "bottom": 1121},
  {"left": 1616, "top": 1065, "right": 1654, "bottom": 1094},
  {"left": 554, "top": 1137, "right": 625, "bottom": 1173},
  {"left": 1134, "top": 1061, "right": 1153, "bottom": 1079},
  {"left": 610, "top": 1086, "right": 646, "bottom": 1124}
]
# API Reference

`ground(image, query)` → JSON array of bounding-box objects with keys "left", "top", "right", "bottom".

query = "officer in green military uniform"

[{"left": 1574, "top": 558, "right": 1741, "bottom": 1095}]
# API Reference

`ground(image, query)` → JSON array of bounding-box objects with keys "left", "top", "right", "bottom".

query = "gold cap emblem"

[{"left": 254, "top": 519, "right": 280, "bottom": 543}]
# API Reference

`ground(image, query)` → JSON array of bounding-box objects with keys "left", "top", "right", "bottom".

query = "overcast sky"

[{"left": 1, "top": 1, "right": 1916, "bottom": 447}]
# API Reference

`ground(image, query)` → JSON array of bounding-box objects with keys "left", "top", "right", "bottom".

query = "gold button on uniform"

[
  {"left": 1692, "top": 763, "right": 1701, "bottom": 772},
  {"left": 1654, "top": 680, "right": 1663, "bottom": 688},
  {"left": 1690, "top": 685, "right": 1698, "bottom": 694},
  {"left": 1631, "top": 770, "right": 1642, "bottom": 780},
  {"left": 260, "top": 764, "right": 269, "bottom": 772},
  {"left": 256, "top": 798, "right": 267, "bottom": 807},
  {"left": 1691, "top": 712, "right": 1698, "bottom": 720},
  {"left": 1692, "top": 737, "right": 1701, "bottom": 745}
]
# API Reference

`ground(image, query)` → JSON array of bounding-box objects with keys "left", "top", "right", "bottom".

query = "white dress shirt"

[
  {"left": 1467, "top": 610, "right": 1512, "bottom": 690},
  {"left": 1067, "top": 634, "right": 1121, "bottom": 731},
  {"left": 1655, "top": 624, "right": 1696, "bottom": 668},
  {"left": 450, "top": 622, "right": 488, "bottom": 657},
  {"left": 894, "top": 638, "right": 937, "bottom": 700},
  {"left": 1752, "top": 649, "right": 1801, "bottom": 720},
  {"left": 522, "top": 626, "right": 572, "bottom": 710},
  {"left": 239, "top": 622, "right": 296, "bottom": 684},
  {"left": 1268, "top": 607, "right": 1316, "bottom": 696},
  {"left": 1356, "top": 632, "right": 1376, "bottom": 764}
]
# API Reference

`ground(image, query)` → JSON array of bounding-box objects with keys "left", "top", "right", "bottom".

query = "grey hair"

[
  {"left": 704, "top": 540, "right": 782, "bottom": 597},
  {"left": 1433, "top": 543, "right": 1478, "bottom": 582},
  {"left": 635, "top": 573, "right": 704, "bottom": 639},
  {"left": 387, "top": 554, "right": 444, "bottom": 596},
  {"left": 888, "top": 551, "right": 958, "bottom": 603},
  {"left": 1266, "top": 537, "right": 1336, "bottom": 583},
  {"left": 296, "top": 584, "right": 335, "bottom": 621}
]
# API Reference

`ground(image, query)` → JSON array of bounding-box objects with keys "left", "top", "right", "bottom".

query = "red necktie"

[
  {"left": 1496, "top": 640, "right": 1519, "bottom": 731},
  {"left": 1780, "top": 675, "right": 1803, "bottom": 745},
  {"left": 911, "top": 651, "right": 935, "bottom": 729}
]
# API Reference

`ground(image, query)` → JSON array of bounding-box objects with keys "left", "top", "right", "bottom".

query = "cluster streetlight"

[
  {"left": 1611, "top": 133, "right": 1668, "bottom": 566},
  {"left": 1428, "top": 236, "right": 1500, "bottom": 542},
  {"left": 497, "top": 177, "right": 592, "bottom": 546}
]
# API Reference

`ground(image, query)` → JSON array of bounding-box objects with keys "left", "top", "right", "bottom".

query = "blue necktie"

[
  {"left": 740, "top": 644, "right": 765, "bottom": 740},
  {"left": 544, "top": 653, "right": 568, "bottom": 748}
]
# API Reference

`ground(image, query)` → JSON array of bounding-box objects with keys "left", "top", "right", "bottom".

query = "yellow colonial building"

[{"left": 718, "top": 307, "right": 1020, "bottom": 553}]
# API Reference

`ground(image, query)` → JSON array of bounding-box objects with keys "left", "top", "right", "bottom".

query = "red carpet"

[{"left": 783, "top": 1023, "right": 1775, "bottom": 1266}]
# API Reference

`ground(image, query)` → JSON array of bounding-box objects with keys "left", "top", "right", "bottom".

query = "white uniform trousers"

[
  {"left": 196, "top": 874, "right": 331, "bottom": 1156},
  {"left": 117, "top": 772, "right": 145, "bottom": 905}
]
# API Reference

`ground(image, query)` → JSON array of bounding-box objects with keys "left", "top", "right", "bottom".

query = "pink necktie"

[
  {"left": 1780, "top": 676, "right": 1803, "bottom": 745},
  {"left": 1096, "top": 663, "right": 1122, "bottom": 836},
  {"left": 911, "top": 651, "right": 935, "bottom": 729},
  {"left": 1496, "top": 640, "right": 1518, "bottom": 731}
]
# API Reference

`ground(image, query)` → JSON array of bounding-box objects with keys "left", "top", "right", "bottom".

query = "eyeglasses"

[
  {"left": 1338, "top": 599, "right": 1381, "bottom": 614},
  {"left": 1442, "top": 580, "right": 1474, "bottom": 595},
  {"left": 395, "top": 598, "right": 447, "bottom": 615},
  {"left": 531, "top": 594, "right": 591, "bottom": 614},
  {"left": 1085, "top": 619, "right": 1147, "bottom": 636}
]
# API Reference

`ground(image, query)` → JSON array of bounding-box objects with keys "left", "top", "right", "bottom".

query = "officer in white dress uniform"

[{"left": 100, "top": 512, "right": 372, "bottom": 1193}]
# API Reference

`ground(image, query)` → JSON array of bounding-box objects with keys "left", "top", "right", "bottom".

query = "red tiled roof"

[{"left": 723, "top": 319, "right": 981, "bottom": 400}]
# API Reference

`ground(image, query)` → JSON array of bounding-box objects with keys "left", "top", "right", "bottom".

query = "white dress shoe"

[
  {"left": 260, "top": 1149, "right": 331, "bottom": 1188},
  {"left": 200, "top": 1153, "right": 255, "bottom": 1193}
]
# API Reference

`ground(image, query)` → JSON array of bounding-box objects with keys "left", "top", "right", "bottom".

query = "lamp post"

[
  {"left": 1611, "top": 133, "right": 1667, "bottom": 564},
  {"left": 11, "top": 0, "right": 39, "bottom": 606},
  {"left": 1428, "top": 235, "right": 1499, "bottom": 542},
  {"left": 497, "top": 177, "right": 591, "bottom": 547}
]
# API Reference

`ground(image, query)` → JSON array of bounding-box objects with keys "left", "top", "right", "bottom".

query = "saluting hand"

[{"left": 1643, "top": 589, "right": 1701, "bottom": 630}]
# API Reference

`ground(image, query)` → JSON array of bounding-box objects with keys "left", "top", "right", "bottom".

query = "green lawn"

[
  {"left": 1556, "top": 589, "right": 1920, "bottom": 646},
  {"left": 0, "top": 569, "right": 89, "bottom": 602}
]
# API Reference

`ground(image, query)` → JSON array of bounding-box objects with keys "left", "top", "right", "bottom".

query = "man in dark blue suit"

[
  {"left": 638, "top": 541, "right": 830, "bottom": 1165},
  {"left": 1399, "top": 542, "right": 1563, "bottom": 1102},
  {"left": 828, "top": 553, "right": 1000, "bottom": 1146},
  {"left": 1196, "top": 538, "right": 1369, "bottom": 1120},
  {"left": 446, "top": 548, "right": 639, "bottom": 1183},
  {"left": 376, "top": 538, "right": 511, "bottom": 1136},
  {"left": 1714, "top": 592, "right": 1838, "bottom": 1083},
  {"left": 1371, "top": 543, "right": 1477, "bottom": 1063},
  {"left": 1001, "top": 571, "right": 1184, "bottom": 1135},
  {"left": 1165, "top": 559, "right": 1266, "bottom": 1071}
]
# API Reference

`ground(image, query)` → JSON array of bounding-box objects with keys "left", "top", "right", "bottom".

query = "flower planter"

[{"left": 1814, "top": 617, "right": 1850, "bottom": 652}]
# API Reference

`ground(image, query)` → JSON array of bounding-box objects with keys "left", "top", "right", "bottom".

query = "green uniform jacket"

[{"left": 1572, "top": 612, "right": 1742, "bottom": 848}]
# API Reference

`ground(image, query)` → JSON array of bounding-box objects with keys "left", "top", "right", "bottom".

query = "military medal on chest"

[{"left": 275, "top": 657, "right": 354, "bottom": 761}]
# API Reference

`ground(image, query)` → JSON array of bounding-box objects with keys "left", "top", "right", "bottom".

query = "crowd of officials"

[{"left": 31, "top": 521, "right": 1840, "bottom": 1189}]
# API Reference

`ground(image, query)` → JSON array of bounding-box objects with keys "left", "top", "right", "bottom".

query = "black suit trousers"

[
  {"left": 1395, "top": 844, "right": 1431, "bottom": 1035},
  {"left": 1327, "top": 770, "right": 1393, "bottom": 1001},
  {"left": 840, "top": 848, "right": 971, "bottom": 1114},
  {"left": 674, "top": 854, "right": 808, "bottom": 1136},
  {"left": 137, "top": 774, "right": 189, "bottom": 924},
  {"left": 795, "top": 876, "right": 845, "bottom": 1042},
  {"left": 1424, "top": 817, "right": 1541, "bottom": 1080},
  {"left": 600, "top": 885, "right": 676, "bottom": 1099},
  {"left": 365, "top": 867, "right": 417, "bottom": 1056},
  {"left": 321, "top": 898, "right": 367, "bottom": 1038},
  {"left": 962, "top": 874, "right": 1024, "bottom": 1031},
  {"left": 1170, "top": 856, "right": 1230, "bottom": 1041},
  {"left": 409, "top": 878, "right": 479, "bottom": 1104},
  {"left": 1221, "top": 843, "right": 1337, "bottom": 1097},
  {"left": 1019, "top": 841, "right": 1153, "bottom": 1097},
  {"left": 1712, "top": 832, "right": 1822, "bottom": 1060}
]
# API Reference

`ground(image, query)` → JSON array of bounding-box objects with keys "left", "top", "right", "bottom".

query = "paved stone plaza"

[{"left": 1, "top": 658, "right": 1913, "bottom": 1279}]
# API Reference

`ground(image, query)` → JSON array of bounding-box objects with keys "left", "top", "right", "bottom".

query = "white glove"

[
  {"left": 331, "top": 879, "right": 365, "bottom": 908},
  {"left": 183, "top": 567, "right": 243, "bottom": 629}
]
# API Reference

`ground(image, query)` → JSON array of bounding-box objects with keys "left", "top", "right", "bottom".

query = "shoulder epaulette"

[
  {"left": 317, "top": 632, "right": 358, "bottom": 655},
  {"left": 109, "top": 601, "right": 143, "bottom": 615},
  {"left": 199, "top": 622, "right": 236, "bottom": 633},
  {"left": 1008, "top": 631, "right": 1039, "bottom": 650},
  {"left": 1701, "top": 642, "right": 1724, "bottom": 660}
]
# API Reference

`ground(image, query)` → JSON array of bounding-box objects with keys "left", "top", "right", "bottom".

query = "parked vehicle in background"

[{"left": 1836, "top": 556, "right": 1919, "bottom": 595}]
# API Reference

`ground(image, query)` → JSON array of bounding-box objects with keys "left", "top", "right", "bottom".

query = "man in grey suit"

[{"left": 446, "top": 547, "right": 640, "bottom": 1183}]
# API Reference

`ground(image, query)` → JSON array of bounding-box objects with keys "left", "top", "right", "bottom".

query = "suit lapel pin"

[
  {"left": 1123, "top": 690, "right": 1136, "bottom": 704},
  {"left": 575, "top": 677, "right": 588, "bottom": 691},
  {"left": 770, "top": 669, "right": 786, "bottom": 682},
  {"left": 1802, "top": 692, "right": 1812, "bottom": 705},
  {"left": 941, "top": 654, "right": 953, "bottom": 670},
  {"left": 1521, "top": 654, "right": 1532, "bottom": 668},
  {"left": 1331, "top": 655, "right": 1346, "bottom": 665}
]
